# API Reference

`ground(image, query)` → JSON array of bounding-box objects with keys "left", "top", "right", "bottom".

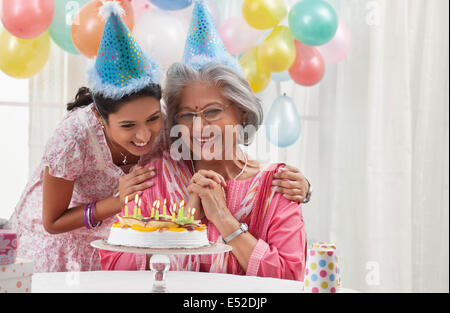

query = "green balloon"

[
  {"left": 288, "top": 0, "right": 338, "bottom": 46},
  {"left": 49, "top": 0, "right": 89, "bottom": 54}
]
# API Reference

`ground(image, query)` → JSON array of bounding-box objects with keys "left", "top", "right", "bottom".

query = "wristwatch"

[
  {"left": 302, "top": 179, "right": 312, "bottom": 204},
  {"left": 223, "top": 223, "right": 248, "bottom": 244}
]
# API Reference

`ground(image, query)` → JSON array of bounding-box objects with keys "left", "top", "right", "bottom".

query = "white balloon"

[{"left": 133, "top": 9, "right": 186, "bottom": 74}]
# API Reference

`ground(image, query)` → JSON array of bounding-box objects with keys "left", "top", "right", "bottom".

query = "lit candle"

[
  {"left": 133, "top": 194, "right": 139, "bottom": 218},
  {"left": 172, "top": 211, "right": 176, "bottom": 222},
  {"left": 163, "top": 198, "right": 167, "bottom": 218},
  {"left": 178, "top": 200, "right": 185, "bottom": 219},
  {"left": 187, "top": 208, "right": 191, "bottom": 219},
  {"left": 151, "top": 200, "right": 157, "bottom": 218},
  {"left": 155, "top": 210, "right": 159, "bottom": 220},
  {"left": 171, "top": 203, "right": 177, "bottom": 221},
  {"left": 138, "top": 198, "right": 142, "bottom": 217},
  {"left": 190, "top": 208, "right": 196, "bottom": 222},
  {"left": 124, "top": 196, "right": 129, "bottom": 217}
]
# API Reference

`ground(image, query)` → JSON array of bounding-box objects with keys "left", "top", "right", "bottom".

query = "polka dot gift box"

[
  {"left": 0, "top": 230, "right": 17, "bottom": 265},
  {"left": 0, "top": 258, "right": 33, "bottom": 293},
  {"left": 303, "top": 242, "right": 340, "bottom": 293}
]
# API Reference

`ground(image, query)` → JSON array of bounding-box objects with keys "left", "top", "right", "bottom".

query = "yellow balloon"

[
  {"left": 240, "top": 46, "right": 271, "bottom": 93},
  {"left": 258, "top": 26, "right": 296, "bottom": 72},
  {"left": 242, "top": 0, "right": 287, "bottom": 30},
  {"left": 0, "top": 29, "right": 50, "bottom": 78}
]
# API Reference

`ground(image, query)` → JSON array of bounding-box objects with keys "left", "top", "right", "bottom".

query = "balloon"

[
  {"left": 317, "top": 20, "right": 351, "bottom": 63},
  {"left": 242, "top": 0, "right": 287, "bottom": 30},
  {"left": 0, "top": 30, "right": 51, "bottom": 78},
  {"left": 288, "top": 0, "right": 338, "bottom": 46},
  {"left": 265, "top": 94, "right": 301, "bottom": 147},
  {"left": 289, "top": 40, "right": 325, "bottom": 86},
  {"left": 272, "top": 70, "right": 291, "bottom": 82},
  {"left": 133, "top": 9, "right": 186, "bottom": 73},
  {"left": 49, "top": 0, "right": 90, "bottom": 54},
  {"left": 257, "top": 25, "right": 296, "bottom": 72},
  {"left": 149, "top": 0, "right": 192, "bottom": 11},
  {"left": 218, "top": 15, "right": 266, "bottom": 56},
  {"left": 0, "top": 0, "right": 54, "bottom": 39},
  {"left": 71, "top": 0, "right": 135, "bottom": 58},
  {"left": 168, "top": 0, "right": 220, "bottom": 30},
  {"left": 240, "top": 46, "right": 271, "bottom": 93},
  {"left": 131, "top": 0, "right": 153, "bottom": 21}
]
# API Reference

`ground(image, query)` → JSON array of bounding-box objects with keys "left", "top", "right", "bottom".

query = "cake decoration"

[{"left": 106, "top": 196, "right": 209, "bottom": 248}]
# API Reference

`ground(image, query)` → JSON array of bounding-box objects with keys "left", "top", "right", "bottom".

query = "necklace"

[
  {"left": 190, "top": 152, "right": 249, "bottom": 181},
  {"left": 102, "top": 127, "right": 130, "bottom": 165}
]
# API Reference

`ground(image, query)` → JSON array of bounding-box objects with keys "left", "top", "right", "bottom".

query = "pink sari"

[{"left": 100, "top": 151, "right": 306, "bottom": 280}]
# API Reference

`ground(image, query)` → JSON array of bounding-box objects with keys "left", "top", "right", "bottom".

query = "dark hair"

[{"left": 66, "top": 84, "right": 162, "bottom": 123}]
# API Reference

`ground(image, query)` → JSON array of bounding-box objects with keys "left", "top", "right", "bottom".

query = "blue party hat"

[
  {"left": 182, "top": 0, "right": 242, "bottom": 74},
  {"left": 87, "top": 1, "right": 161, "bottom": 100}
]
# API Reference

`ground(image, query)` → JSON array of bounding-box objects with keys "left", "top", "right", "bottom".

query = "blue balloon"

[
  {"left": 149, "top": 0, "right": 192, "bottom": 11},
  {"left": 265, "top": 94, "right": 301, "bottom": 147},
  {"left": 272, "top": 70, "right": 291, "bottom": 82}
]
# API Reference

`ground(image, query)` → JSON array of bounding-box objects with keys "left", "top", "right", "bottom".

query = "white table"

[{"left": 32, "top": 271, "right": 358, "bottom": 293}]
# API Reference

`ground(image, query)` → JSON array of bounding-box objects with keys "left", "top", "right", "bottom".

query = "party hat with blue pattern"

[
  {"left": 182, "top": 0, "right": 242, "bottom": 74},
  {"left": 87, "top": 1, "right": 161, "bottom": 100}
]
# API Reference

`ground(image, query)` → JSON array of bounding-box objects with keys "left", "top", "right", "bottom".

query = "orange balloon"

[{"left": 71, "top": 0, "right": 135, "bottom": 58}]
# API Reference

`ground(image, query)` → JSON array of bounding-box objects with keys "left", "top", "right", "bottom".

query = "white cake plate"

[{"left": 91, "top": 239, "right": 232, "bottom": 293}]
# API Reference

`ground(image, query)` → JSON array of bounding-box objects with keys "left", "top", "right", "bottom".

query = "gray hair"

[{"left": 163, "top": 62, "right": 263, "bottom": 145}]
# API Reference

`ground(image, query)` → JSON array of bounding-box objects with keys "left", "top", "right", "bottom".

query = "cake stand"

[{"left": 91, "top": 240, "right": 232, "bottom": 293}]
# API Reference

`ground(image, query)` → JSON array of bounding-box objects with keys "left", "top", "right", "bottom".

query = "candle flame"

[
  {"left": 191, "top": 208, "right": 196, "bottom": 216},
  {"left": 164, "top": 198, "right": 167, "bottom": 204},
  {"left": 138, "top": 198, "right": 142, "bottom": 207},
  {"left": 180, "top": 200, "right": 185, "bottom": 207},
  {"left": 153, "top": 200, "right": 157, "bottom": 207},
  {"left": 125, "top": 196, "right": 128, "bottom": 204},
  {"left": 134, "top": 193, "right": 139, "bottom": 203},
  {"left": 156, "top": 200, "right": 160, "bottom": 209}
]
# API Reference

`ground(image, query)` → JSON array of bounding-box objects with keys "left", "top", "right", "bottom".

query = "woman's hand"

[
  {"left": 117, "top": 165, "right": 156, "bottom": 206},
  {"left": 187, "top": 171, "right": 230, "bottom": 225},
  {"left": 271, "top": 165, "right": 310, "bottom": 203}
]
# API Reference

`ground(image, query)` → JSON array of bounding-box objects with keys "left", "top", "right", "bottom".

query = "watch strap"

[{"left": 223, "top": 223, "right": 248, "bottom": 243}]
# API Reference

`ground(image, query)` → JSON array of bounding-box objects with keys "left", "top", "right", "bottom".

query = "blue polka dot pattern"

[
  {"left": 95, "top": 13, "right": 149, "bottom": 87},
  {"left": 319, "top": 259, "right": 326, "bottom": 267},
  {"left": 88, "top": 3, "right": 161, "bottom": 100},
  {"left": 182, "top": 0, "right": 241, "bottom": 73}
]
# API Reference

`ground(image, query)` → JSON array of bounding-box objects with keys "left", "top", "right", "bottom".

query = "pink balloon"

[
  {"left": 289, "top": 40, "right": 325, "bottom": 86},
  {"left": 317, "top": 20, "right": 351, "bottom": 64},
  {"left": 218, "top": 15, "right": 266, "bottom": 55},
  {"left": 0, "top": 0, "right": 54, "bottom": 39}
]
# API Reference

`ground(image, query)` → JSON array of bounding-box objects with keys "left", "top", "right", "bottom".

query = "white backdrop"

[{"left": 26, "top": 0, "right": 448, "bottom": 292}]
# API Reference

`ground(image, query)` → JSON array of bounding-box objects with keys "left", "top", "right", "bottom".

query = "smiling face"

[
  {"left": 103, "top": 96, "right": 163, "bottom": 157},
  {"left": 177, "top": 81, "right": 246, "bottom": 160}
]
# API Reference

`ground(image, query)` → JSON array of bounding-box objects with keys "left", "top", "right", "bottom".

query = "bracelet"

[
  {"left": 84, "top": 203, "right": 93, "bottom": 229},
  {"left": 302, "top": 179, "right": 312, "bottom": 204},
  {"left": 84, "top": 202, "right": 102, "bottom": 229},
  {"left": 89, "top": 201, "right": 102, "bottom": 228}
]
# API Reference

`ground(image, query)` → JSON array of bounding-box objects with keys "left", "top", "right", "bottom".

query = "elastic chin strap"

[{"left": 92, "top": 96, "right": 107, "bottom": 124}]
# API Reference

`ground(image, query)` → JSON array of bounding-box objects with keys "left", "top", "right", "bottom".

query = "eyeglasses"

[{"left": 175, "top": 103, "right": 231, "bottom": 125}]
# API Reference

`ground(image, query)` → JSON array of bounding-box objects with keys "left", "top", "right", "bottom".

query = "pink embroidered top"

[
  {"left": 6, "top": 104, "right": 155, "bottom": 272},
  {"left": 100, "top": 153, "right": 307, "bottom": 281}
]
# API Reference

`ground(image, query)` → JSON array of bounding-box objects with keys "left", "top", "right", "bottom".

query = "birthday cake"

[{"left": 107, "top": 199, "right": 210, "bottom": 249}]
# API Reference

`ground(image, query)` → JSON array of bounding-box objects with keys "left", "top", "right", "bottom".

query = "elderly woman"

[{"left": 166, "top": 62, "right": 307, "bottom": 279}]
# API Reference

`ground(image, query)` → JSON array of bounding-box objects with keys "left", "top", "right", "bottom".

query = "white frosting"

[{"left": 107, "top": 227, "right": 210, "bottom": 249}]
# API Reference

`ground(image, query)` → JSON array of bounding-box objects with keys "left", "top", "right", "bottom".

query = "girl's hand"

[
  {"left": 271, "top": 165, "right": 310, "bottom": 203},
  {"left": 117, "top": 165, "right": 156, "bottom": 206},
  {"left": 187, "top": 171, "right": 230, "bottom": 225}
]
